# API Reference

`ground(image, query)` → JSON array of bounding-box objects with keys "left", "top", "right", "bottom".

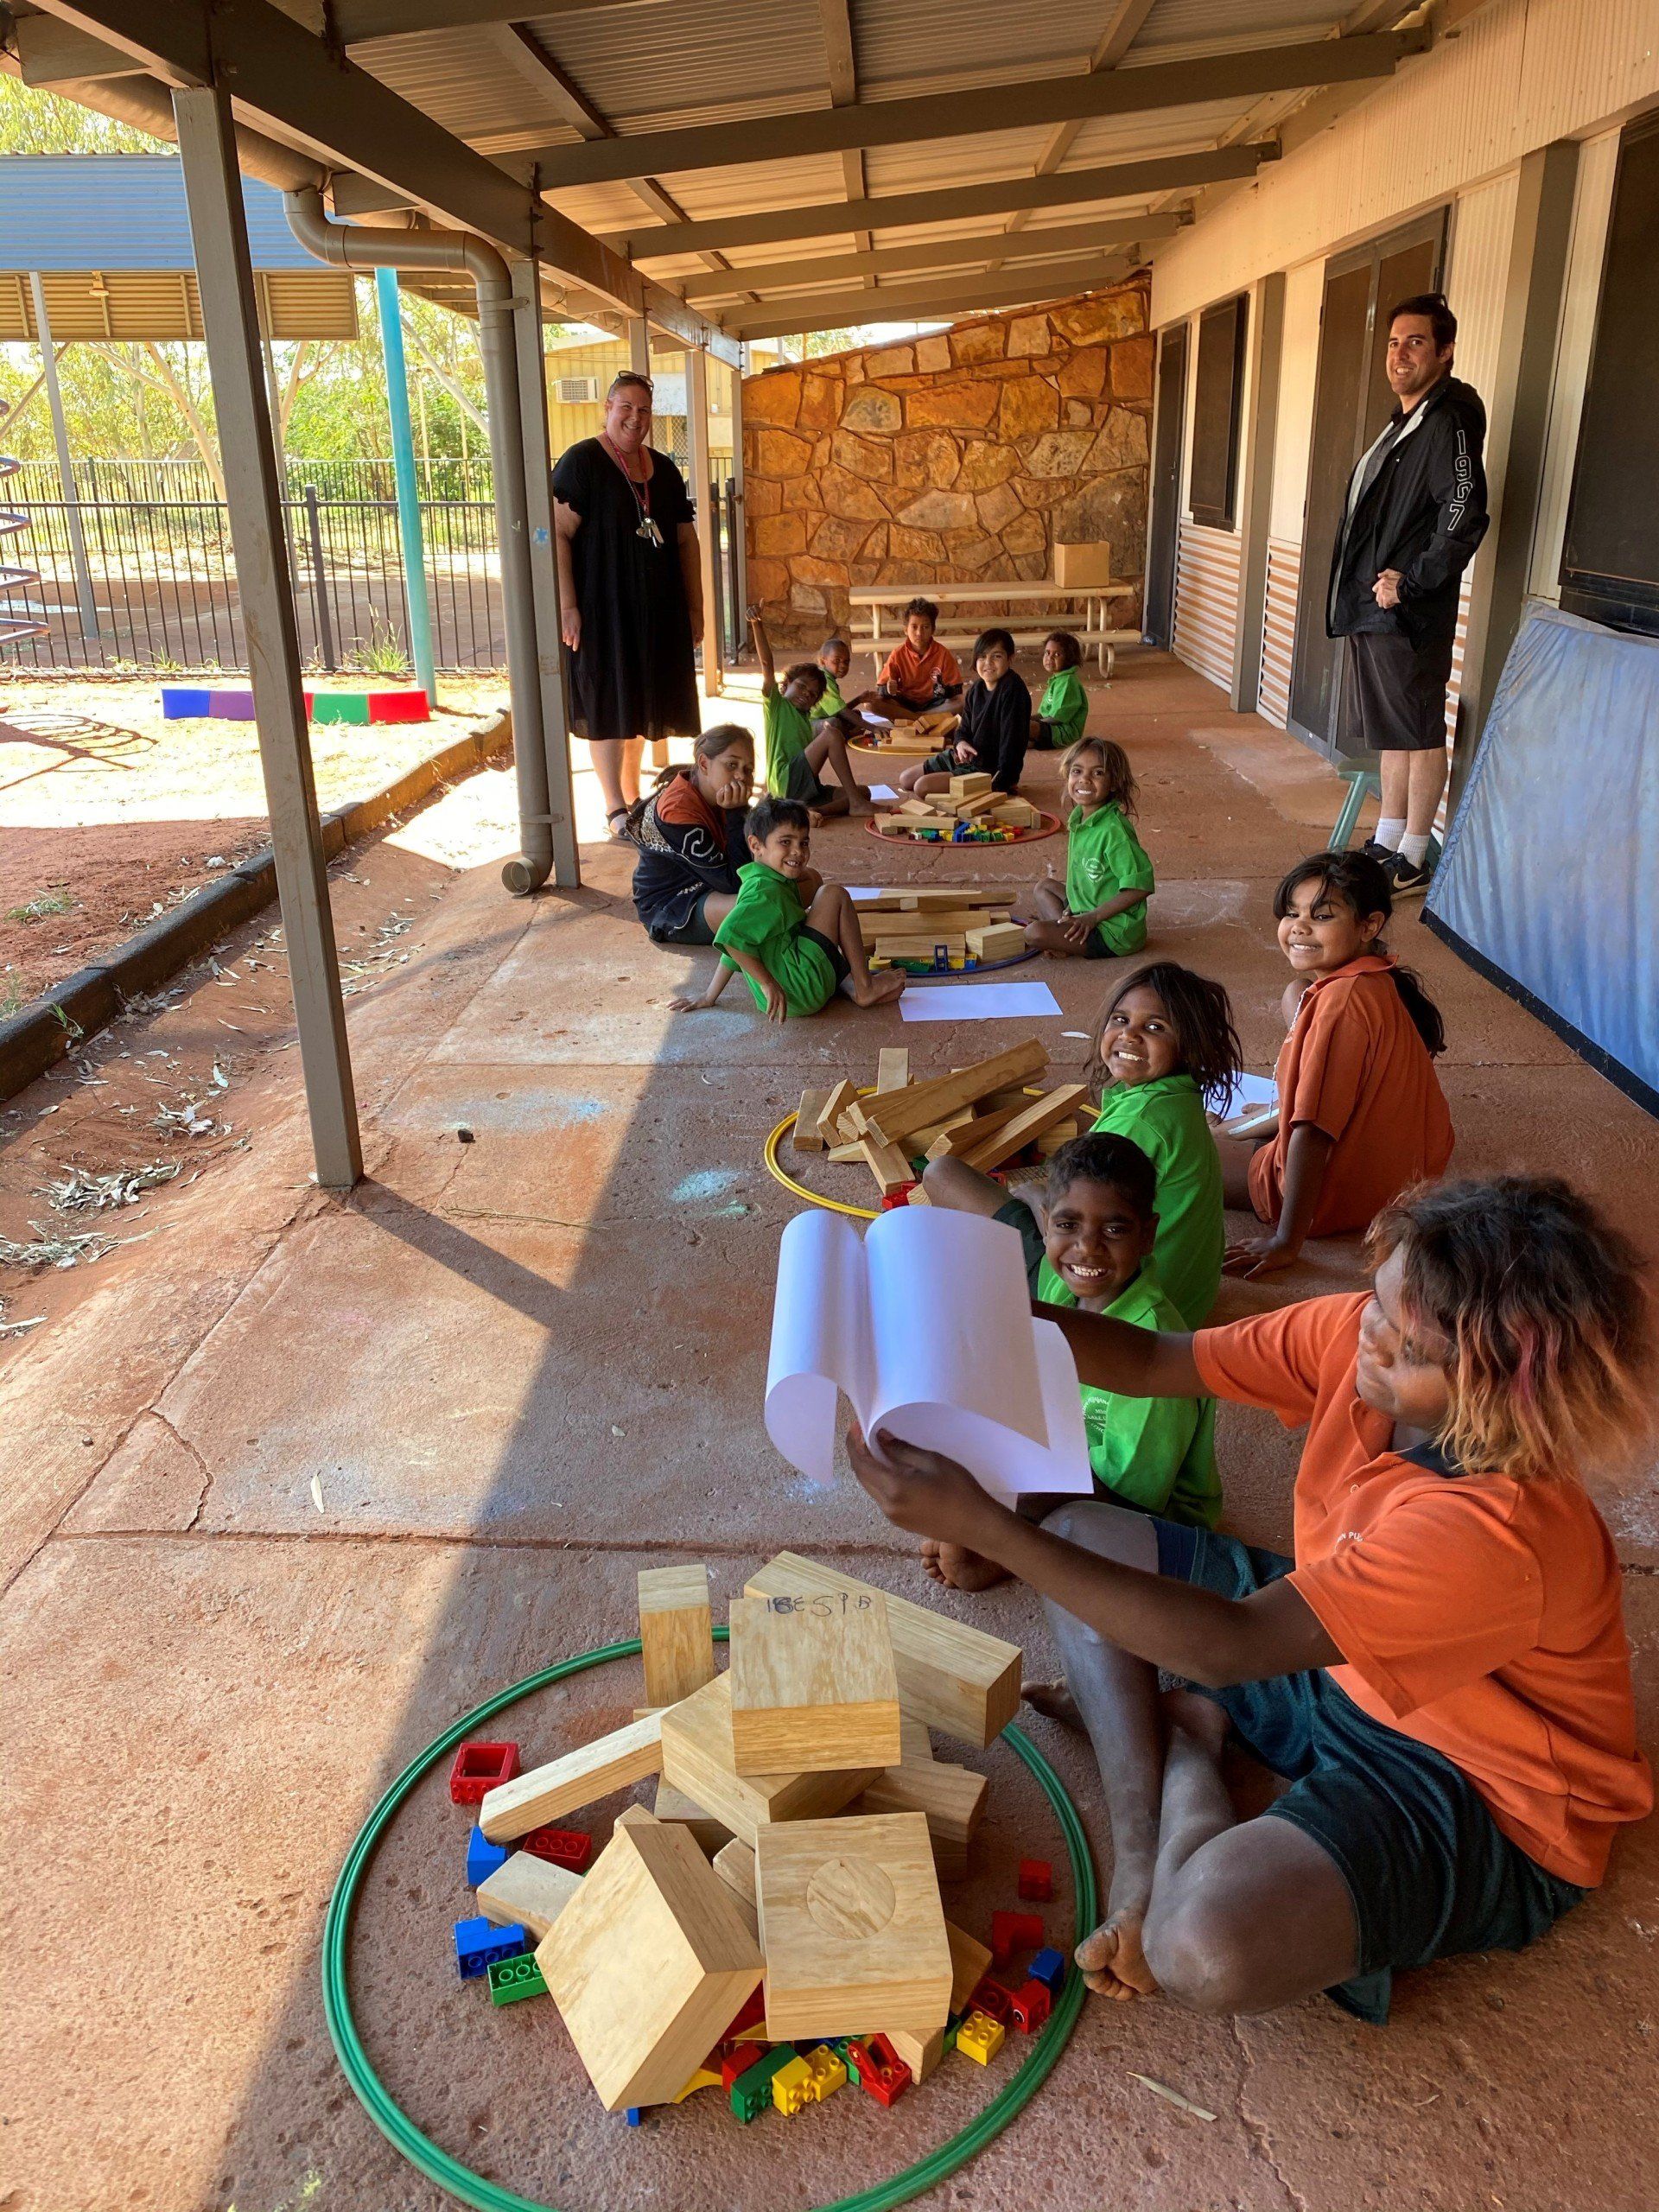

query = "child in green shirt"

[
  {"left": 1013, "top": 736, "right": 1154, "bottom": 958},
  {"left": 749, "top": 607, "right": 867, "bottom": 819},
  {"left": 1030, "top": 631, "right": 1088, "bottom": 751},
  {"left": 669, "top": 796, "right": 905, "bottom": 1021}
]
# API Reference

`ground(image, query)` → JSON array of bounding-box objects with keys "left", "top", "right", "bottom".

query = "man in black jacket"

[{"left": 1326, "top": 292, "right": 1488, "bottom": 895}]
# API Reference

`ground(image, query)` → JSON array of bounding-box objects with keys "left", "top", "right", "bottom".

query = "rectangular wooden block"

[
  {"left": 946, "top": 1919, "right": 994, "bottom": 2012},
  {"left": 858, "top": 1136, "right": 915, "bottom": 1195},
  {"left": 477, "top": 1851, "right": 585, "bottom": 1940},
  {"left": 480, "top": 1710, "right": 664, "bottom": 1842},
  {"left": 875, "top": 1048, "right": 910, "bottom": 1092},
  {"left": 728, "top": 1591, "right": 902, "bottom": 1775},
  {"left": 858, "top": 1758, "right": 988, "bottom": 1850},
  {"left": 874, "top": 815, "right": 912, "bottom": 836},
  {"left": 536, "top": 1809, "right": 763, "bottom": 2111},
  {"left": 816, "top": 1079, "right": 859, "bottom": 1144},
  {"left": 755, "top": 1812, "right": 952, "bottom": 2040},
  {"left": 957, "top": 788, "right": 1005, "bottom": 819},
  {"left": 882, "top": 2023, "right": 946, "bottom": 2082},
  {"left": 966, "top": 923, "right": 1028, "bottom": 962},
  {"left": 746, "top": 1555, "right": 1021, "bottom": 1749},
  {"left": 949, "top": 772, "right": 993, "bottom": 798},
  {"left": 638, "top": 1563, "right": 715, "bottom": 1708},
  {"left": 712, "top": 1836, "right": 757, "bottom": 1911},
  {"left": 861, "top": 1039, "right": 1047, "bottom": 1146},
  {"left": 902, "top": 887, "right": 1005, "bottom": 909},
  {"left": 826, "top": 1139, "right": 867, "bottom": 1164},
  {"left": 963, "top": 1083, "right": 1090, "bottom": 1173},
  {"left": 658, "top": 1674, "right": 881, "bottom": 1846},
  {"left": 924, "top": 1101, "right": 1025, "bottom": 1161},
  {"left": 793, "top": 1088, "right": 834, "bottom": 1153},
  {"left": 652, "top": 1777, "right": 734, "bottom": 1856}
]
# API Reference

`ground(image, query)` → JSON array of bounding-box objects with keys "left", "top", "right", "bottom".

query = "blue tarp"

[{"left": 1426, "top": 602, "right": 1659, "bottom": 1115}]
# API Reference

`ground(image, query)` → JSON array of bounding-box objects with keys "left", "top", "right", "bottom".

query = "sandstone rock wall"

[{"left": 740, "top": 282, "right": 1152, "bottom": 645}]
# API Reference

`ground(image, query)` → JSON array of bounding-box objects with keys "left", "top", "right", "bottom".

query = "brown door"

[
  {"left": 1143, "top": 322, "right": 1186, "bottom": 649},
  {"left": 1289, "top": 214, "right": 1445, "bottom": 754}
]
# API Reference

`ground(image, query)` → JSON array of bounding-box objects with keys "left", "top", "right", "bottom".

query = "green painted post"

[{"left": 373, "top": 265, "right": 437, "bottom": 709}]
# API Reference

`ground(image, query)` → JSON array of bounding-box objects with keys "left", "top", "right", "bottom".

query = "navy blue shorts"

[{"left": 1156, "top": 1520, "right": 1586, "bottom": 2023}]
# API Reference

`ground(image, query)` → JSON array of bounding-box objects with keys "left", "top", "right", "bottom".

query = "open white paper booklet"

[{"left": 765, "top": 1205, "right": 1093, "bottom": 1505}]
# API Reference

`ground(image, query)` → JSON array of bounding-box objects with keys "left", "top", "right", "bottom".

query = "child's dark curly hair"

[
  {"left": 746, "top": 793, "right": 811, "bottom": 842},
  {"left": 784, "top": 662, "right": 828, "bottom": 702},
  {"left": 1085, "top": 961, "right": 1243, "bottom": 1111},
  {"left": 1044, "top": 1131, "right": 1157, "bottom": 1220},
  {"left": 1273, "top": 849, "right": 1446, "bottom": 1054},
  {"left": 1044, "top": 630, "right": 1083, "bottom": 668},
  {"left": 1059, "top": 735, "right": 1137, "bottom": 817}
]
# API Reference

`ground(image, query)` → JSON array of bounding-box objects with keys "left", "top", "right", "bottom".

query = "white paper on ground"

[
  {"left": 899, "top": 981, "right": 1063, "bottom": 1024},
  {"left": 765, "top": 1207, "right": 1091, "bottom": 1504},
  {"left": 865, "top": 784, "right": 899, "bottom": 802},
  {"left": 860, "top": 709, "right": 892, "bottom": 728},
  {"left": 1214, "top": 1071, "right": 1279, "bottom": 1120},
  {"left": 847, "top": 887, "right": 884, "bottom": 902}
]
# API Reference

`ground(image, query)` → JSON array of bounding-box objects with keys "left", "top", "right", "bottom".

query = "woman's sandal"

[{"left": 607, "top": 805, "right": 636, "bottom": 845}]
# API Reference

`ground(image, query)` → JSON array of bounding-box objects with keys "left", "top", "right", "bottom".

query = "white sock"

[
  {"left": 1373, "top": 817, "right": 1405, "bottom": 852},
  {"left": 1399, "top": 831, "right": 1430, "bottom": 867}
]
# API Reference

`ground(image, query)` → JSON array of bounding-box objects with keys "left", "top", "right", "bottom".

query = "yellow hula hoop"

[{"left": 764, "top": 1088, "right": 882, "bottom": 1219}]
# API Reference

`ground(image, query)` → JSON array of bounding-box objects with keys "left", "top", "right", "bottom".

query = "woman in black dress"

[{"left": 552, "top": 372, "right": 703, "bottom": 840}]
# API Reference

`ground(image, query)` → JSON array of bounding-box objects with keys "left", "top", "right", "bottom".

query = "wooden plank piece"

[
  {"left": 658, "top": 1674, "right": 881, "bottom": 1846},
  {"left": 946, "top": 1918, "right": 993, "bottom": 2012},
  {"left": 792, "top": 1087, "right": 834, "bottom": 1152},
  {"left": 924, "top": 1100, "right": 1025, "bottom": 1160},
  {"left": 727, "top": 1590, "right": 902, "bottom": 1775},
  {"left": 815, "top": 1079, "right": 859, "bottom": 1144},
  {"left": 858, "top": 1757, "right": 988, "bottom": 1848},
  {"left": 861, "top": 1039, "right": 1047, "bottom": 1146},
  {"left": 966, "top": 922, "right": 1028, "bottom": 962},
  {"left": 638, "top": 1563, "right": 715, "bottom": 1708},
  {"left": 858, "top": 1136, "right": 914, "bottom": 1194},
  {"left": 875, "top": 1048, "right": 909, "bottom": 1092},
  {"left": 652, "top": 1777, "right": 734, "bottom": 1856},
  {"left": 477, "top": 1850, "right": 585, "bottom": 1940},
  {"left": 963, "top": 1083, "right": 1090, "bottom": 1173},
  {"left": 480, "top": 1710, "right": 665, "bottom": 1841}
]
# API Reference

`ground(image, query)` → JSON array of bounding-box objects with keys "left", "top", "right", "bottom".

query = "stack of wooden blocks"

[
  {"left": 850, "top": 887, "right": 1026, "bottom": 973},
  {"left": 875, "top": 772, "right": 1041, "bottom": 842},
  {"left": 866, "top": 707, "right": 959, "bottom": 754},
  {"left": 469, "top": 1556, "right": 1027, "bottom": 2116},
  {"left": 792, "top": 1038, "right": 1091, "bottom": 1199}
]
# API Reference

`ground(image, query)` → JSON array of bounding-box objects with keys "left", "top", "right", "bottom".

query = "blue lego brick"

[
  {"left": 624, "top": 2107, "right": 643, "bottom": 2127},
  {"left": 454, "top": 1914, "right": 527, "bottom": 1979},
  {"left": 1027, "top": 1945, "right": 1066, "bottom": 1995},
  {"left": 467, "top": 1827, "right": 511, "bottom": 1885}
]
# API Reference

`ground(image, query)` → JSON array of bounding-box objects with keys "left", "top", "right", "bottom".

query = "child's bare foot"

[
  {"left": 928, "top": 1541, "right": 1008, "bottom": 1592},
  {"left": 1021, "top": 1679, "right": 1083, "bottom": 1728},
  {"left": 1076, "top": 1905, "right": 1159, "bottom": 2002},
  {"left": 854, "top": 970, "right": 906, "bottom": 1007},
  {"left": 920, "top": 1536, "right": 947, "bottom": 1585}
]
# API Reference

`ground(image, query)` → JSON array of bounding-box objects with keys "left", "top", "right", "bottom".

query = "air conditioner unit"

[{"left": 554, "top": 376, "right": 601, "bottom": 404}]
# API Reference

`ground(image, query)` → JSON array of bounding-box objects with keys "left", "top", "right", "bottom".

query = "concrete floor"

[{"left": 3, "top": 652, "right": 1657, "bottom": 2212}]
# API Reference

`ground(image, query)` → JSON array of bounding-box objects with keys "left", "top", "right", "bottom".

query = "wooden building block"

[
  {"left": 860, "top": 1040, "right": 1047, "bottom": 1146},
  {"left": 728, "top": 1591, "right": 902, "bottom": 1775},
  {"left": 882, "top": 2024, "right": 945, "bottom": 2083},
  {"left": 874, "top": 816, "right": 912, "bottom": 836},
  {"left": 957, "top": 788, "right": 1005, "bottom": 819},
  {"left": 480, "top": 1710, "right": 664, "bottom": 1842},
  {"left": 963, "top": 1084, "right": 1090, "bottom": 1173},
  {"left": 858, "top": 1137, "right": 915, "bottom": 1195},
  {"left": 638, "top": 1564, "right": 715, "bottom": 1709},
  {"left": 1036, "top": 1123, "right": 1081, "bottom": 1157},
  {"left": 652, "top": 1777, "right": 734, "bottom": 1856},
  {"left": 746, "top": 1555, "right": 1020, "bottom": 1749},
  {"left": 899, "top": 1713, "right": 935, "bottom": 1764},
  {"left": 858, "top": 1758, "right": 988, "bottom": 1853},
  {"left": 658, "top": 1674, "right": 880, "bottom": 1846},
  {"left": 906, "top": 1182, "right": 931, "bottom": 1205},
  {"left": 875, "top": 1048, "right": 910, "bottom": 1092},
  {"left": 993, "top": 798, "right": 1040, "bottom": 829},
  {"left": 946, "top": 1919, "right": 994, "bottom": 2013},
  {"left": 902, "top": 887, "right": 1004, "bottom": 909},
  {"left": 476, "top": 1850, "right": 584, "bottom": 1941},
  {"left": 826, "top": 1139, "right": 866, "bottom": 1164},
  {"left": 924, "top": 1101, "right": 1025, "bottom": 1161},
  {"left": 712, "top": 1836, "right": 757, "bottom": 1912},
  {"left": 536, "top": 1809, "right": 763, "bottom": 2112},
  {"left": 755, "top": 1812, "right": 952, "bottom": 2040},
  {"left": 897, "top": 798, "right": 938, "bottom": 817},
  {"left": 949, "top": 772, "right": 993, "bottom": 798},
  {"left": 816, "top": 1080, "right": 858, "bottom": 1144},
  {"left": 792, "top": 1088, "right": 834, "bottom": 1153},
  {"left": 966, "top": 923, "right": 1028, "bottom": 963}
]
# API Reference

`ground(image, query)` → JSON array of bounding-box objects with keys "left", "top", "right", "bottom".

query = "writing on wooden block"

[
  {"left": 659, "top": 1674, "right": 880, "bottom": 1845},
  {"left": 745, "top": 1555, "right": 1020, "bottom": 1749},
  {"left": 755, "top": 1812, "right": 952, "bottom": 2040},
  {"left": 638, "top": 1563, "right": 715, "bottom": 1708},
  {"left": 793, "top": 1088, "right": 833, "bottom": 1153},
  {"left": 476, "top": 1851, "right": 584, "bottom": 1941},
  {"left": 537, "top": 1810, "right": 763, "bottom": 2111},
  {"left": 728, "top": 1592, "right": 902, "bottom": 1776},
  {"left": 479, "top": 1710, "right": 664, "bottom": 1842}
]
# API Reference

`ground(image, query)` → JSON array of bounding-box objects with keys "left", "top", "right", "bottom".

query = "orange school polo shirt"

[
  {"left": 877, "top": 636, "right": 962, "bottom": 706},
  {"left": 1249, "top": 953, "right": 1453, "bottom": 1236},
  {"left": 1193, "top": 1293, "right": 1651, "bottom": 1886}
]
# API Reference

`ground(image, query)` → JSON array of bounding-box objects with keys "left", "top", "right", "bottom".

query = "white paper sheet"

[
  {"left": 847, "top": 887, "right": 884, "bottom": 902},
  {"left": 765, "top": 1207, "right": 1091, "bottom": 1504},
  {"left": 899, "top": 981, "right": 1063, "bottom": 1024},
  {"left": 1213, "top": 1071, "right": 1279, "bottom": 1120},
  {"left": 864, "top": 784, "right": 899, "bottom": 802},
  {"left": 859, "top": 709, "right": 893, "bottom": 728}
]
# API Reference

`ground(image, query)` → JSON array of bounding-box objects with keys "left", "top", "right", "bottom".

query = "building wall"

[
  {"left": 540, "top": 336, "right": 747, "bottom": 462},
  {"left": 739, "top": 283, "right": 1153, "bottom": 641}
]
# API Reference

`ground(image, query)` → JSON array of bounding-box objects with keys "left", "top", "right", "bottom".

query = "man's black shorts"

[{"left": 1343, "top": 628, "right": 1455, "bottom": 753}]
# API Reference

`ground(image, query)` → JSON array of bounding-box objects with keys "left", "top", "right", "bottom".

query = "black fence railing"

[{"left": 0, "top": 453, "right": 735, "bottom": 674}]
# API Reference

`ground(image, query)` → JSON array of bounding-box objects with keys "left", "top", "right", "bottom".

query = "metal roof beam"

[
  {"left": 601, "top": 143, "right": 1272, "bottom": 259},
  {"left": 675, "top": 213, "right": 1180, "bottom": 302},
  {"left": 522, "top": 31, "right": 1425, "bottom": 188},
  {"left": 721, "top": 256, "right": 1141, "bottom": 341}
]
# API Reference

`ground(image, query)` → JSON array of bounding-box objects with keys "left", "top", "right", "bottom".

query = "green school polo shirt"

[
  {"left": 996, "top": 1201, "right": 1220, "bottom": 1529},
  {"left": 1064, "top": 802, "right": 1154, "bottom": 956},
  {"left": 1037, "top": 665, "right": 1088, "bottom": 748},
  {"left": 817, "top": 671, "right": 847, "bottom": 716},
  {"left": 713, "top": 861, "right": 837, "bottom": 1018},
  {"left": 1090, "top": 1073, "right": 1224, "bottom": 1329},
  {"left": 763, "top": 690, "right": 814, "bottom": 795}
]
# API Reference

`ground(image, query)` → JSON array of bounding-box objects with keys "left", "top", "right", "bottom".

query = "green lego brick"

[
  {"left": 486, "top": 1952, "right": 548, "bottom": 2005},
  {"left": 729, "top": 2046, "right": 793, "bottom": 2123}
]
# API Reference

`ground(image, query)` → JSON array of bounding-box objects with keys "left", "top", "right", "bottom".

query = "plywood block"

[
  {"left": 875, "top": 1048, "right": 909, "bottom": 1092},
  {"left": 899, "top": 1713, "right": 935, "bottom": 1764},
  {"left": 902, "top": 887, "right": 1005, "bottom": 910},
  {"left": 993, "top": 798, "right": 1040, "bottom": 829},
  {"left": 946, "top": 1919, "right": 994, "bottom": 2012},
  {"left": 659, "top": 1674, "right": 880, "bottom": 1846},
  {"left": 882, "top": 2024, "right": 946, "bottom": 2082},
  {"left": 874, "top": 815, "right": 912, "bottom": 836},
  {"left": 713, "top": 1836, "right": 757, "bottom": 1913},
  {"left": 480, "top": 1710, "right": 664, "bottom": 1842},
  {"left": 793, "top": 1088, "right": 834, "bottom": 1153},
  {"left": 866, "top": 909, "right": 1001, "bottom": 939},
  {"left": 728, "top": 1591, "right": 902, "bottom": 1775},
  {"left": 923, "top": 1101, "right": 1024, "bottom": 1161},
  {"left": 1036, "top": 1123, "right": 1080, "bottom": 1157},
  {"left": 826, "top": 1139, "right": 866, "bottom": 1164},
  {"left": 476, "top": 1850, "right": 585, "bottom": 1940},
  {"left": 949, "top": 772, "right": 993, "bottom": 798},
  {"left": 652, "top": 1777, "right": 734, "bottom": 1856},
  {"left": 906, "top": 1182, "right": 931, "bottom": 1205},
  {"left": 963, "top": 1083, "right": 1090, "bottom": 1173},
  {"left": 858, "top": 1136, "right": 914, "bottom": 1195},
  {"left": 897, "top": 798, "right": 938, "bottom": 817},
  {"left": 957, "top": 788, "right": 1005, "bottom": 819},
  {"left": 755, "top": 1812, "right": 952, "bottom": 2041},
  {"left": 536, "top": 1809, "right": 763, "bottom": 2112},
  {"left": 746, "top": 1555, "right": 1020, "bottom": 1749},
  {"left": 966, "top": 923, "right": 1028, "bottom": 963},
  {"left": 816, "top": 1080, "right": 858, "bottom": 1144},
  {"left": 858, "top": 1758, "right": 988, "bottom": 1850},
  {"left": 861, "top": 1039, "right": 1047, "bottom": 1146},
  {"left": 638, "top": 1564, "right": 715, "bottom": 1708}
]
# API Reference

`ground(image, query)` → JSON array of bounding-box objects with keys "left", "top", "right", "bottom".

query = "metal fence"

[{"left": 0, "top": 452, "right": 737, "bottom": 675}]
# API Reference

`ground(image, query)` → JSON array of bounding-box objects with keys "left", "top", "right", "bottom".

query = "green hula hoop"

[{"left": 322, "top": 1625, "right": 1097, "bottom": 2212}]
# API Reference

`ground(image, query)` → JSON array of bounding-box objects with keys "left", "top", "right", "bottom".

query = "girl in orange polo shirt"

[
  {"left": 1221, "top": 849, "right": 1452, "bottom": 1279},
  {"left": 844, "top": 1174, "right": 1653, "bottom": 2024}
]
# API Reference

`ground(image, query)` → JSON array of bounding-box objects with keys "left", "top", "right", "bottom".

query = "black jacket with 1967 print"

[{"left": 1326, "top": 374, "right": 1489, "bottom": 647}]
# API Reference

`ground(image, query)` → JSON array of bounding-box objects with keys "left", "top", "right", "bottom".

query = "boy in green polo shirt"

[
  {"left": 748, "top": 607, "right": 868, "bottom": 818},
  {"left": 668, "top": 795, "right": 905, "bottom": 1021},
  {"left": 1014, "top": 737, "right": 1154, "bottom": 957},
  {"left": 1029, "top": 631, "right": 1089, "bottom": 751}
]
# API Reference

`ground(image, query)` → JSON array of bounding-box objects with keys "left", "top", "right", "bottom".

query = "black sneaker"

[
  {"left": 1361, "top": 837, "right": 1395, "bottom": 864},
  {"left": 1388, "top": 853, "right": 1433, "bottom": 898}
]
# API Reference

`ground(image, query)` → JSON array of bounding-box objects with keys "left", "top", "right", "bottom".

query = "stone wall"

[{"left": 741, "top": 281, "right": 1152, "bottom": 644}]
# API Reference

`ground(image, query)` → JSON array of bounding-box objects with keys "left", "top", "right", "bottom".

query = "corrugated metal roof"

[
  {"left": 0, "top": 156, "right": 340, "bottom": 272},
  {"left": 1131, "top": 0, "right": 1345, "bottom": 54},
  {"left": 856, "top": 0, "right": 1121, "bottom": 95},
  {"left": 0, "top": 265, "right": 357, "bottom": 340}
]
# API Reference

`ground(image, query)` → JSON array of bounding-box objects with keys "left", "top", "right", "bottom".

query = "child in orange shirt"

[
  {"left": 845, "top": 1173, "right": 1654, "bottom": 2024},
  {"left": 873, "top": 597, "right": 963, "bottom": 715},
  {"left": 1220, "top": 849, "right": 1452, "bottom": 1278}
]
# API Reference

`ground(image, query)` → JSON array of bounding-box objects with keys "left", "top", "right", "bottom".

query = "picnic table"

[{"left": 849, "top": 582, "right": 1138, "bottom": 673}]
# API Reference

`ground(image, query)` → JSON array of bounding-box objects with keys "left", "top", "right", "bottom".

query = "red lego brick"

[
  {"left": 448, "top": 1741, "right": 520, "bottom": 1803},
  {"left": 1018, "top": 1859, "right": 1054, "bottom": 1903},
  {"left": 1009, "top": 1979, "right": 1052, "bottom": 2033},
  {"left": 879, "top": 1182, "right": 918, "bottom": 1211},
  {"left": 991, "top": 1910, "right": 1045, "bottom": 1963},
  {"left": 520, "top": 1825, "right": 593, "bottom": 1872},
  {"left": 720, "top": 2043, "right": 764, "bottom": 2090},
  {"left": 720, "top": 1985, "right": 767, "bottom": 2042},
  {"left": 856, "top": 2037, "right": 912, "bottom": 2107},
  {"left": 969, "top": 1976, "right": 1015, "bottom": 2024}
]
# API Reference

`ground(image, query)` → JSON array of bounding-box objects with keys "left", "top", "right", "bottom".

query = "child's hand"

[
  {"left": 846, "top": 1420, "right": 1001, "bottom": 1551},
  {"left": 714, "top": 774, "right": 752, "bottom": 809},
  {"left": 808, "top": 808, "right": 826, "bottom": 829},
  {"left": 953, "top": 741, "right": 976, "bottom": 764},
  {"left": 760, "top": 976, "right": 789, "bottom": 1025},
  {"left": 668, "top": 993, "right": 710, "bottom": 1014},
  {"left": 1058, "top": 913, "right": 1095, "bottom": 949},
  {"left": 1223, "top": 1233, "right": 1300, "bottom": 1280},
  {"left": 745, "top": 601, "right": 762, "bottom": 622}
]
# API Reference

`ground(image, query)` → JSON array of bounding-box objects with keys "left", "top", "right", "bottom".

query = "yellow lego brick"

[
  {"left": 956, "top": 2011, "right": 1005, "bottom": 2065},
  {"left": 671, "top": 2064, "right": 723, "bottom": 2104},
  {"left": 805, "top": 2047, "right": 847, "bottom": 2101},
  {"left": 772, "top": 2054, "right": 816, "bottom": 2115}
]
